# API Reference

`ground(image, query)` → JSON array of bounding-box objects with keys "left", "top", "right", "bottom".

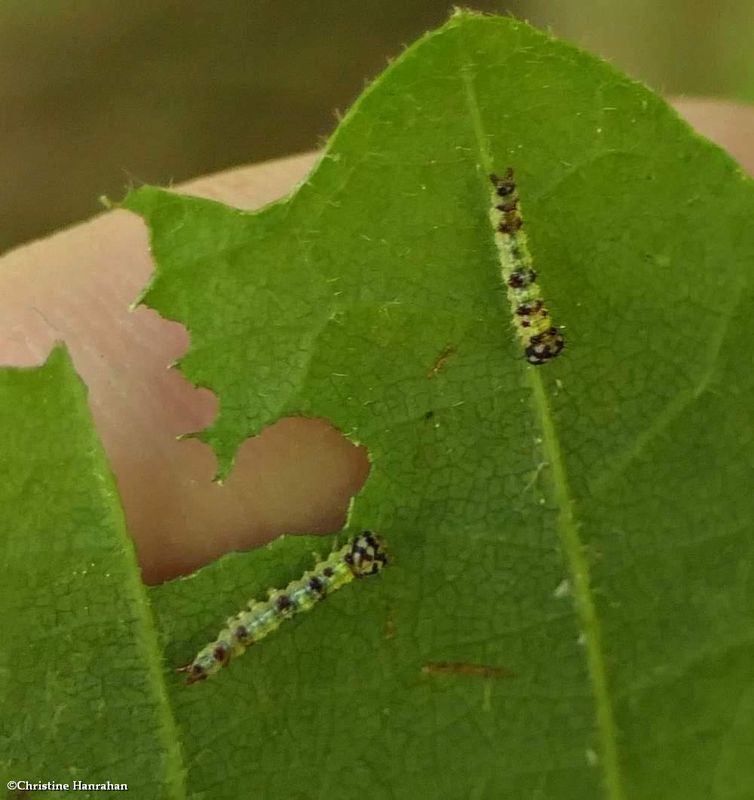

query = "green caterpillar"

[
  {"left": 489, "top": 168, "right": 565, "bottom": 365},
  {"left": 178, "top": 532, "right": 387, "bottom": 684}
]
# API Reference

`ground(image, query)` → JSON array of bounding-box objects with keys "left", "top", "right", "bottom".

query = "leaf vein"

[{"left": 458, "top": 35, "right": 626, "bottom": 800}]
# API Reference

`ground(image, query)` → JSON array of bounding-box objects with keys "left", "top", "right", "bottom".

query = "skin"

[{"left": 1, "top": 99, "right": 752, "bottom": 585}]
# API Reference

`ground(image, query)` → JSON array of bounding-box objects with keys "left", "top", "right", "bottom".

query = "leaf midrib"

[{"left": 456, "top": 20, "right": 626, "bottom": 800}]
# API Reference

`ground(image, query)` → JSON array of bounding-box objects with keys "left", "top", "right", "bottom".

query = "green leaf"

[
  {"left": 6, "top": 11, "right": 754, "bottom": 800},
  {"left": 0, "top": 345, "right": 185, "bottom": 798},
  {"left": 134, "top": 10, "right": 754, "bottom": 799},
  {"left": 127, "top": 12, "right": 754, "bottom": 797}
]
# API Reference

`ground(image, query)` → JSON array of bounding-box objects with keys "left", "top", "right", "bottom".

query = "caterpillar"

[
  {"left": 489, "top": 169, "right": 565, "bottom": 365},
  {"left": 178, "top": 531, "right": 387, "bottom": 685}
]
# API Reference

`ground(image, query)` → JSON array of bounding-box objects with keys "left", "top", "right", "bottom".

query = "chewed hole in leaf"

[{"left": 141, "top": 415, "right": 369, "bottom": 585}]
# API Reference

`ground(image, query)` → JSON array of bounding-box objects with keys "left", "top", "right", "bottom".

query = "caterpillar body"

[
  {"left": 489, "top": 169, "right": 565, "bottom": 365},
  {"left": 178, "top": 532, "right": 387, "bottom": 685}
]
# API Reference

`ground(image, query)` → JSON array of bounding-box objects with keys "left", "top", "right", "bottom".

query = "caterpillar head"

[
  {"left": 525, "top": 327, "right": 565, "bottom": 365},
  {"left": 344, "top": 531, "right": 388, "bottom": 577}
]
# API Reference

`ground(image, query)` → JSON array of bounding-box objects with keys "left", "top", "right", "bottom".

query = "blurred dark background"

[{"left": 2, "top": 0, "right": 753, "bottom": 252}]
